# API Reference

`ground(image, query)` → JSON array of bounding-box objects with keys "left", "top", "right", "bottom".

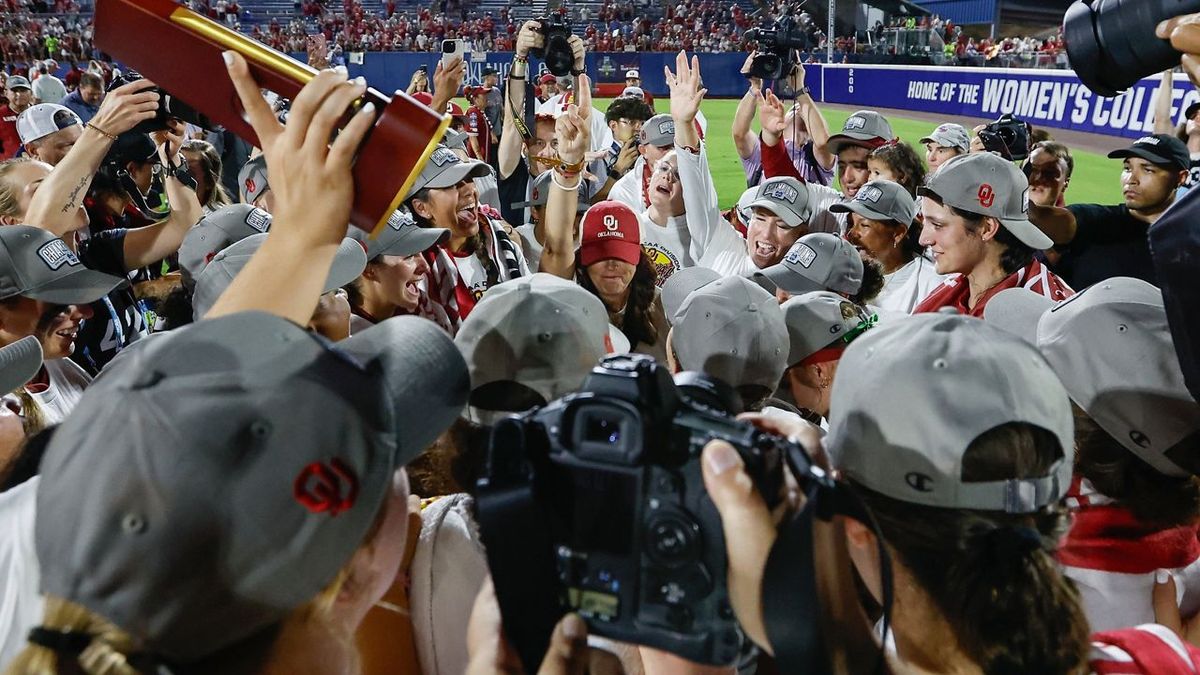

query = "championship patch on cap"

[
  {"left": 658, "top": 119, "right": 675, "bottom": 136},
  {"left": 245, "top": 208, "right": 271, "bottom": 233},
  {"left": 430, "top": 147, "right": 460, "bottom": 167},
  {"left": 785, "top": 243, "right": 817, "bottom": 268},
  {"left": 763, "top": 180, "right": 800, "bottom": 204},
  {"left": 386, "top": 209, "right": 415, "bottom": 231},
  {"left": 857, "top": 185, "right": 884, "bottom": 203},
  {"left": 844, "top": 116, "right": 866, "bottom": 131},
  {"left": 37, "top": 239, "right": 80, "bottom": 271}
]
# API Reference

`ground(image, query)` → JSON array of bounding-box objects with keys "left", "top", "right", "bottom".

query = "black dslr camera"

[
  {"left": 977, "top": 113, "right": 1031, "bottom": 162},
  {"left": 108, "top": 70, "right": 213, "bottom": 134},
  {"left": 746, "top": 16, "right": 808, "bottom": 81},
  {"left": 531, "top": 14, "right": 575, "bottom": 77},
  {"left": 475, "top": 354, "right": 792, "bottom": 668}
]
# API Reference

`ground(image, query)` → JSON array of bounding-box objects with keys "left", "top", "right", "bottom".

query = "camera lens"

[{"left": 1065, "top": 0, "right": 1200, "bottom": 97}]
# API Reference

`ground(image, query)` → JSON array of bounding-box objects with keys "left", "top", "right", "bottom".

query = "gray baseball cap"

[
  {"left": 178, "top": 204, "right": 274, "bottom": 286},
  {"left": 36, "top": 310, "right": 468, "bottom": 663},
  {"left": 455, "top": 273, "right": 610, "bottom": 414},
  {"left": 348, "top": 208, "right": 447, "bottom": 260},
  {"left": 735, "top": 186, "right": 757, "bottom": 225},
  {"left": 238, "top": 154, "right": 270, "bottom": 205},
  {"left": 826, "top": 313, "right": 1074, "bottom": 513},
  {"left": 918, "top": 152, "right": 1052, "bottom": 250},
  {"left": 829, "top": 179, "right": 917, "bottom": 226},
  {"left": 754, "top": 233, "right": 863, "bottom": 296},
  {"left": 405, "top": 145, "right": 493, "bottom": 199},
  {"left": 662, "top": 265, "right": 721, "bottom": 324},
  {"left": 16, "top": 103, "right": 80, "bottom": 145},
  {"left": 511, "top": 170, "right": 596, "bottom": 212},
  {"left": 747, "top": 177, "right": 811, "bottom": 229},
  {"left": 826, "top": 110, "right": 893, "bottom": 155},
  {"left": 6, "top": 76, "right": 31, "bottom": 90},
  {"left": 671, "top": 275, "right": 789, "bottom": 393},
  {"left": 0, "top": 336, "right": 42, "bottom": 394},
  {"left": 920, "top": 123, "right": 971, "bottom": 153},
  {"left": 192, "top": 234, "right": 367, "bottom": 320},
  {"left": 985, "top": 279, "right": 1200, "bottom": 478},
  {"left": 639, "top": 114, "right": 676, "bottom": 148},
  {"left": 0, "top": 225, "right": 124, "bottom": 305},
  {"left": 782, "top": 291, "right": 875, "bottom": 367}
]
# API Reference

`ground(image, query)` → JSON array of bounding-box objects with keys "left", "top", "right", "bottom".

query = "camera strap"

[{"left": 475, "top": 448, "right": 565, "bottom": 674}]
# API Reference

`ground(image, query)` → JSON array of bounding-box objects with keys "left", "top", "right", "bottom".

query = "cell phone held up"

[{"left": 441, "top": 39, "right": 466, "bottom": 69}]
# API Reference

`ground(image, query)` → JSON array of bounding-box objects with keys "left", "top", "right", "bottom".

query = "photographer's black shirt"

[
  {"left": 72, "top": 229, "right": 149, "bottom": 375},
  {"left": 1057, "top": 204, "right": 1156, "bottom": 290}
]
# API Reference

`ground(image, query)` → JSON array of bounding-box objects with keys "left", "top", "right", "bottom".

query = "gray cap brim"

[
  {"left": 0, "top": 336, "right": 42, "bottom": 393},
  {"left": 746, "top": 199, "right": 805, "bottom": 228},
  {"left": 338, "top": 316, "right": 469, "bottom": 465},
  {"left": 378, "top": 227, "right": 448, "bottom": 258},
  {"left": 23, "top": 268, "right": 125, "bottom": 306},
  {"left": 828, "top": 200, "right": 893, "bottom": 223},
  {"left": 983, "top": 288, "right": 1054, "bottom": 345},
  {"left": 826, "top": 134, "right": 876, "bottom": 154},
  {"left": 999, "top": 217, "right": 1054, "bottom": 250},
  {"left": 415, "top": 161, "right": 493, "bottom": 196},
  {"left": 754, "top": 263, "right": 822, "bottom": 295},
  {"left": 326, "top": 239, "right": 370, "bottom": 291},
  {"left": 662, "top": 266, "right": 721, "bottom": 323}
]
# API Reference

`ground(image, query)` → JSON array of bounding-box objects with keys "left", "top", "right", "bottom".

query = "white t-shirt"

[
  {"left": 0, "top": 478, "right": 42, "bottom": 671},
  {"left": 874, "top": 256, "right": 946, "bottom": 315},
  {"left": 515, "top": 223, "right": 543, "bottom": 273},
  {"left": 637, "top": 212, "right": 692, "bottom": 287},
  {"left": 27, "top": 359, "right": 92, "bottom": 427}
]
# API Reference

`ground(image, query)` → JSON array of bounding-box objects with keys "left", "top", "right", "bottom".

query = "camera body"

[
  {"left": 108, "top": 70, "right": 213, "bottom": 134},
  {"left": 978, "top": 113, "right": 1031, "bottom": 162},
  {"left": 477, "top": 354, "right": 788, "bottom": 666},
  {"left": 531, "top": 14, "right": 575, "bottom": 77},
  {"left": 747, "top": 16, "right": 808, "bottom": 81}
]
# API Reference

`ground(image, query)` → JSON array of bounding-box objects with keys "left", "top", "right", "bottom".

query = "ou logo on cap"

[
  {"left": 294, "top": 458, "right": 360, "bottom": 517},
  {"left": 978, "top": 184, "right": 996, "bottom": 208},
  {"left": 603, "top": 214, "right": 620, "bottom": 231}
]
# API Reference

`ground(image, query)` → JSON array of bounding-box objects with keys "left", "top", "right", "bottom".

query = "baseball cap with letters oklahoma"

[
  {"left": 830, "top": 179, "right": 918, "bottom": 226},
  {"left": 747, "top": 177, "right": 811, "bottom": 229},
  {"left": 1107, "top": 134, "right": 1190, "bottom": 173},
  {"left": 36, "top": 311, "right": 468, "bottom": 663},
  {"left": 0, "top": 225, "right": 124, "bottom": 305},
  {"left": 581, "top": 201, "right": 642, "bottom": 266},
  {"left": 826, "top": 110, "right": 893, "bottom": 154},
  {"left": 827, "top": 313, "right": 1074, "bottom": 513},
  {"left": 918, "top": 152, "right": 1053, "bottom": 250},
  {"left": 754, "top": 233, "right": 863, "bottom": 296}
]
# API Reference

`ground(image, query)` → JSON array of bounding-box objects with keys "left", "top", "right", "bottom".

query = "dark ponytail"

[{"left": 853, "top": 423, "right": 1090, "bottom": 675}]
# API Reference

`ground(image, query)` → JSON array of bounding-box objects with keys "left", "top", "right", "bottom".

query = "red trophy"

[{"left": 94, "top": 0, "right": 449, "bottom": 234}]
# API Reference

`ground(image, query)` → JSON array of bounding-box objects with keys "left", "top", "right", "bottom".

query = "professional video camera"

[
  {"left": 745, "top": 16, "right": 808, "bottom": 81},
  {"left": 1065, "top": 0, "right": 1200, "bottom": 97},
  {"left": 530, "top": 14, "right": 576, "bottom": 77},
  {"left": 475, "top": 354, "right": 798, "bottom": 667},
  {"left": 977, "top": 113, "right": 1031, "bottom": 162},
  {"left": 108, "top": 69, "right": 213, "bottom": 134}
]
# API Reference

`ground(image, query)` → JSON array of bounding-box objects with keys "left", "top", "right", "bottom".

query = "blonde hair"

[{"left": 0, "top": 158, "right": 35, "bottom": 219}]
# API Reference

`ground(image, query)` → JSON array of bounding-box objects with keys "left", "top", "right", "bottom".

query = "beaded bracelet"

[{"left": 85, "top": 122, "right": 117, "bottom": 141}]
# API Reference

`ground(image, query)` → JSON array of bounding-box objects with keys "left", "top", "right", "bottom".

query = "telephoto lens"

[{"left": 1065, "top": 0, "right": 1200, "bottom": 97}]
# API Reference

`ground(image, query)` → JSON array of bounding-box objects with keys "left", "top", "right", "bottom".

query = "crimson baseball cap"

[
  {"left": 36, "top": 311, "right": 468, "bottom": 663},
  {"left": 580, "top": 201, "right": 642, "bottom": 266},
  {"left": 1108, "top": 134, "right": 1190, "bottom": 173}
]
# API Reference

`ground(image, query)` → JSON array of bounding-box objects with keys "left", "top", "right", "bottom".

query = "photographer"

[
  {"left": 733, "top": 56, "right": 834, "bottom": 188},
  {"left": 497, "top": 20, "right": 586, "bottom": 228},
  {"left": 1028, "top": 134, "right": 1188, "bottom": 290}
]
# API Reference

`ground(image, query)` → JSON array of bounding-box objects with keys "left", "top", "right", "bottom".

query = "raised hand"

[
  {"left": 666, "top": 50, "right": 707, "bottom": 124},
  {"left": 556, "top": 73, "right": 592, "bottom": 166},
  {"left": 88, "top": 78, "right": 159, "bottom": 137},
  {"left": 757, "top": 88, "right": 788, "bottom": 136}
]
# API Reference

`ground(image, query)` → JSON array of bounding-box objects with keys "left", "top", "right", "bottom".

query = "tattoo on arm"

[{"left": 61, "top": 176, "right": 88, "bottom": 214}]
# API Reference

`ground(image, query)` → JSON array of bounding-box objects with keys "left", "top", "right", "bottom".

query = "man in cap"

[
  {"left": 698, "top": 176, "right": 838, "bottom": 278},
  {"left": 814, "top": 109, "right": 893, "bottom": 200},
  {"left": 625, "top": 69, "right": 654, "bottom": 106},
  {"left": 16, "top": 103, "right": 81, "bottom": 166},
  {"left": 0, "top": 76, "right": 34, "bottom": 159},
  {"left": 754, "top": 232, "right": 864, "bottom": 303},
  {"left": 464, "top": 85, "right": 495, "bottom": 163},
  {"left": 915, "top": 152, "right": 1071, "bottom": 317},
  {"left": 921, "top": 122, "right": 970, "bottom": 173},
  {"left": 238, "top": 153, "right": 273, "bottom": 212},
  {"left": 31, "top": 61, "right": 67, "bottom": 105},
  {"left": 1030, "top": 134, "right": 1189, "bottom": 289},
  {"left": 667, "top": 275, "right": 789, "bottom": 411},
  {"left": 480, "top": 66, "right": 503, "bottom": 134},
  {"left": 536, "top": 73, "right": 558, "bottom": 105}
]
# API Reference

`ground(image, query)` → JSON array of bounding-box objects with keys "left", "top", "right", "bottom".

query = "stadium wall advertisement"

[{"left": 331, "top": 52, "right": 1197, "bottom": 140}]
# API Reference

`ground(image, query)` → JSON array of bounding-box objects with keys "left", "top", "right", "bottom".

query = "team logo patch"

[
  {"left": 857, "top": 185, "right": 883, "bottom": 203},
  {"left": 1136, "top": 136, "right": 1161, "bottom": 146},
  {"left": 1020, "top": 187, "right": 1030, "bottom": 214},
  {"left": 762, "top": 181, "right": 799, "bottom": 205},
  {"left": 386, "top": 209, "right": 415, "bottom": 231},
  {"left": 37, "top": 239, "right": 79, "bottom": 270},
  {"left": 245, "top": 208, "right": 272, "bottom": 233},
  {"left": 658, "top": 119, "right": 675, "bottom": 137},
  {"left": 978, "top": 184, "right": 996, "bottom": 209},
  {"left": 844, "top": 116, "right": 866, "bottom": 131},
  {"left": 430, "top": 147, "right": 460, "bottom": 167},
  {"left": 785, "top": 243, "right": 817, "bottom": 268},
  {"left": 293, "top": 458, "right": 360, "bottom": 517},
  {"left": 244, "top": 178, "right": 256, "bottom": 195}
]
